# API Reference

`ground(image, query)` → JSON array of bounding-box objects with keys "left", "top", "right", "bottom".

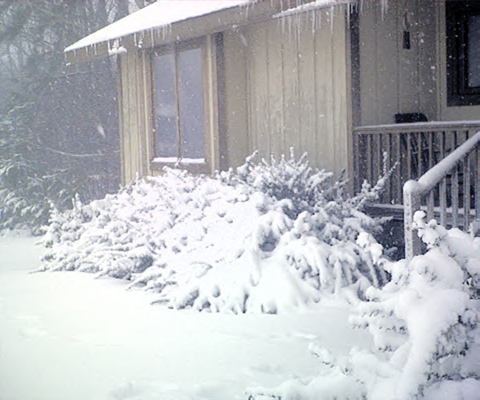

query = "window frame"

[
  {"left": 446, "top": 0, "right": 480, "bottom": 106},
  {"left": 150, "top": 37, "right": 212, "bottom": 174}
]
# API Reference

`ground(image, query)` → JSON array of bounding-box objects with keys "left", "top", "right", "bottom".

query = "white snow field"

[{"left": 0, "top": 234, "right": 372, "bottom": 400}]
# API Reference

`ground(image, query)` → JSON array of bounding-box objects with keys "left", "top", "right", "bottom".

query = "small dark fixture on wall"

[{"left": 395, "top": 113, "right": 428, "bottom": 123}]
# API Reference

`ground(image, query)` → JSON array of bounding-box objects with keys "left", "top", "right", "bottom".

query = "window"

[
  {"left": 447, "top": 1, "right": 480, "bottom": 106},
  {"left": 152, "top": 39, "right": 207, "bottom": 167}
]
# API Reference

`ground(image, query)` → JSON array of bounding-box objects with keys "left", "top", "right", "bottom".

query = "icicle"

[
  {"left": 329, "top": 9, "right": 334, "bottom": 34},
  {"left": 297, "top": 12, "right": 302, "bottom": 43},
  {"left": 279, "top": 11, "right": 285, "bottom": 35},
  {"left": 381, "top": 0, "right": 388, "bottom": 18},
  {"left": 245, "top": 1, "right": 250, "bottom": 19},
  {"left": 311, "top": 11, "right": 315, "bottom": 40}
]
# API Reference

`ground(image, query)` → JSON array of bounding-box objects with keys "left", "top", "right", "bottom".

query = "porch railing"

[
  {"left": 354, "top": 121, "right": 480, "bottom": 205},
  {"left": 403, "top": 131, "right": 480, "bottom": 260}
]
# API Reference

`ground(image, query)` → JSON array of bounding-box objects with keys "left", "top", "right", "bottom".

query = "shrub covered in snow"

[
  {"left": 40, "top": 153, "right": 389, "bottom": 313},
  {"left": 248, "top": 212, "right": 480, "bottom": 399}
]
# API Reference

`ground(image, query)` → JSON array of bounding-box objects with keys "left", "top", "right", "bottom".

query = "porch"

[{"left": 353, "top": 121, "right": 480, "bottom": 258}]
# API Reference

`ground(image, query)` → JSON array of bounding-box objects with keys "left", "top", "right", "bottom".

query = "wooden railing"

[
  {"left": 354, "top": 121, "right": 480, "bottom": 205},
  {"left": 403, "top": 131, "right": 480, "bottom": 259}
]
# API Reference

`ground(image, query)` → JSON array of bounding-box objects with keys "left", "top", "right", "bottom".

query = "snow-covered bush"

[
  {"left": 40, "top": 153, "right": 390, "bottom": 313},
  {"left": 222, "top": 150, "right": 386, "bottom": 220},
  {"left": 248, "top": 212, "right": 480, "bottom": 399}
]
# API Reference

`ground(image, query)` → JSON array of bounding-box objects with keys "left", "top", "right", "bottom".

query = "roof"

[
  {"left": 65, "top": 0, "right": 255, "bottom": 53},
  {"left": 65, "top": 0, "right": 355, "bottom": 64}
]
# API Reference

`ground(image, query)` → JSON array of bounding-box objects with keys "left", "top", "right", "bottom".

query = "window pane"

[
  {"left": 153, "top": 52, "right": 178, "bottom": 158},
  {"left": 468, "top": 15, "right": 480, "bottom": 88},
  {"left": 178, "top": 47, "right": 205, "bottom": 159}
]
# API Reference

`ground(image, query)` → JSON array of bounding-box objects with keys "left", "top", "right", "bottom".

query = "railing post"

[{"left": 404, "top": 180, "right": 422, "bottom": 260}]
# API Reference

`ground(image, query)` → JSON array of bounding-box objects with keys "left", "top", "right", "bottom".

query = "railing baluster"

[
  {"left": 439, "top": 131, "right": 447, "bottom": 226},
  {"left": 476, "top": 146, "right": 480, "bottom": 221},
  {"left": 429, "top": 131, "right": 435, "bottom": 191},
  {"left": 440, "top": 177, "right": 447, "bottom": 226},
  {"left": 396, "top": 133, "right": 402, "bottom": 204},
  {"left": 464, "top": 155, "right": 471, "bottom": 229},
  {"left": 386, "top": 133, "right": 392, "bottom": 203},
  {"left": 407, "top": 132, "right": 412, "bottom": 180},
  {"left": 354, "top": 133, "right": 359, "bottom": 193},
  {"left": 441, "top": 130, "right": 446, "bottom": 161},
  {"left": 377, "top": 133, "right": 382, "bottom": 199},
  {"left": 427, "top": 190, "right": 434, "bottom": 222},
  {"left": 367, "top": 134, "right": 372, "bottom": 186},
  {"left": 452, "top": 163, "right": 459, "bottom": 228},
  {"left": 418, "top": 132, "right": 423, "bottom": 178}
]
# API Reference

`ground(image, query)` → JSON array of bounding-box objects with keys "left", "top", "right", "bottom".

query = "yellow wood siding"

[
  {"left": 118, "top": 50, "right": 150, "bottom": 184},
  {"left": 223, "top": 7, "right": 351, "bottom": 178},
  {"left": 222, "top": 30, "right": 249, "bottom": 168}
]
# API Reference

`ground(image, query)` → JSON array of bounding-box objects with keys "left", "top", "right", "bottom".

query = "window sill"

[{"left": 150, "top": 158, "right": 209, "bottom": 174}]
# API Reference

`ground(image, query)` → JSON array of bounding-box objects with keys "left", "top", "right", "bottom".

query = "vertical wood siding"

[
  {"left": 223, "top": 30, "right": 249, "bottom": 168},
  {"left": 358, "top": 0, "right": 438, "bottom": 125},
  {"left": 118, "top": 50, "right": 150, "bottom": 184},
  {"left": 223, "top": 7, "right": 351, "bottom": 178}
]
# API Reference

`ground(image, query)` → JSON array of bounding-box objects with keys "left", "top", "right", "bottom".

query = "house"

[{"left": 66, "top": 0, "right": 480, "bottom": 256}]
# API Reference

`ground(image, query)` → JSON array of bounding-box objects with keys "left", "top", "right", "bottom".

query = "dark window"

[
  {"left": 447, "top": 1, "right": 480, "bottom": 106},
  {"left": 152, "top": 40, "right": 205, "bottom": 162}
]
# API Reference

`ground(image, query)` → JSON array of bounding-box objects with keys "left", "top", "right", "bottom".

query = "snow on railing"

[{"left": 403, "top": 131, "right": 480, "bottom": 260}]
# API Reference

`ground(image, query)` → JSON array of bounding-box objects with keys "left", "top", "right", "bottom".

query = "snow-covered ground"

[
  {"left": 0, "top": 234, "right": 372, "bottom": 400},
  {"left": 1, "top": 159, "right": 479, "bottom": 399}
]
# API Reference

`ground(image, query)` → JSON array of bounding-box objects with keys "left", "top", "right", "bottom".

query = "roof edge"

[{"left": 65, "top": 0, "right": 355, "bottom": 65}]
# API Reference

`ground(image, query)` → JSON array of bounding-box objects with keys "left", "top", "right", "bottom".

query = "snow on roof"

[
  {"left": 274, "top": 0, "right": 355, "bottom": 18},
  {"left": 65, "top": 0, "right": 255, "bottom": 53}
]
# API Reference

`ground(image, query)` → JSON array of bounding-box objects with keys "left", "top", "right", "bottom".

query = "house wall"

[
  {"left": 223, "top": 6, "right": 352, "bottom": 178},
  {"left": 358, "top": 0, "right": 480, "bottom": 126},
  {"left": 118, "top": 4, "right": 352, "bottom": 183}
]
